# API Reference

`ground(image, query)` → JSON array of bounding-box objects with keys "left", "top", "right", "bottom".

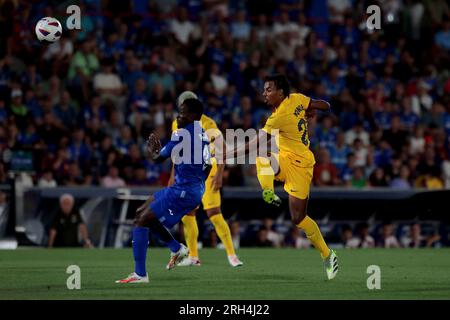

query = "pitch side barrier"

[{"left": 18, "top": 187, "right": 450, "bottom": 247}]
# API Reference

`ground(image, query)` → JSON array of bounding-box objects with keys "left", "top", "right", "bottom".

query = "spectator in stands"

[
  {"left": 8, "top": 89, "right": 29, "bottom": 131},
  {"left": 253, "top": 226, "right": 275, "bottom": 247},
  {"left": 230, "top": 10, "right": 251, "bottom": 41},
  {"left": 369, "top": 167, "right": 389, "bottom": 187},
  {"left": 169, "top": 6, "right": 196, "bottom": 46},
  {"left": 382, "top": 115, "right": 408, "bottom": 154},
  {"left": 434, "top": 20, "right": 450, "bottom": 51},
  {"left": 352, "top": 138, "right": 368, "bottom": 167},
  {"left": 262, "top": 218, "right": 284, "bottom": 248},
  {"left": 67, "top": 39, "right": 99, "bottom": 101},
  {"left": 205, "top": 229, "right": 218, "bottom": 248},
  {"left": 340, "top": 152, "right": 356, "bottom": 184},
  {"left": 101, "top": 166, "right": 126, "bottom": 188},
  {"left": 284, "top": 226, "right": 311, "bottom": 249},
  {"left": 401, "top": 223, "right": 441, "bottom": 248},
  {"left": 354, "top": 222, "right": 375, "bottom": 248},
  {"left": 328, "top": 0, "right": 352, "bottom": 25},
  {"left": 315, "top": 115, "right": 339, "bottom": 150},
  {"left": 328, "top": 131, "right": 351, "bottom": 172},
  {"left": 377, "top": 222, "right": 400, "bottom": 248},
  {"left": 93, "top": 57, "right": 125, "bottom": 110},
  {"left": 62, "top": 162, "right": 85, "bottom": 186},
  {"left": 54, "top": 91, "right": 77, "bottom": 130},
  {"left": 409, "top": 125, "right": 426, "bottom": 156},
  {"left": 37, "top": 170, "right": 57, "bottom": 188},
  {"left": 313, "top": 147, "right": 340, "bottom": 186},
  {"left": 390, "top": 165, "right": 412, "bottom": 189},
  {"left": 442, "top": 160, "right": 450, "bottom": 188},
  {"left": 340, "top": 224, "right": 359, "bottom": 248},
  {"left": 348, "top": 167, "right": 367, "bottom": 189},
  {"left": 345, "top": 121, "right": 370, "bottom": 146},
  {"left": 68, "top": 128, "right": 91, "bottom": 168},
  {"left": 48, "top": 193, "right": 92, "bottom": 248}
]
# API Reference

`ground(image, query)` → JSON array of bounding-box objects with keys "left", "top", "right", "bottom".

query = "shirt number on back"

[{"left": 297, "top": 119, "right": 309, "bottom": 146}]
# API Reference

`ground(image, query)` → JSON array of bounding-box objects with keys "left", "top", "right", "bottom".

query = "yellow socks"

[
  {"left": 210, "top": 214, "right": 235, "bottom": 257},
  {"left": 182, "top": 215, "right": 199, "bottom": 258},
  {"left": 297, "top": 215, "right": 331, "bottom": 260},
  {"left": 256, "top": 156, "right": 274, "bottom": 190}
]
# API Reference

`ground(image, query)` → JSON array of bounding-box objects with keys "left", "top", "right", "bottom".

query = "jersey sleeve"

[
  {"left": 160, "top": 130, "right": 181, "bottom": 158},
  {"left": 295, "top": 93, "right": 311, "bottom": 110},
  {"left": 262, "top": 111, "right": 283, "bottom": 135}
]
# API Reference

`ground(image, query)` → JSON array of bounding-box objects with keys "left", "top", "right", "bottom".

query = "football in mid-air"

[{"left": 35, "top": 17, "right": 62, "bottom": 42}]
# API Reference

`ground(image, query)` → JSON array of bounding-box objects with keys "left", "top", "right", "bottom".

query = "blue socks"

[
  {"left": 147, "top": 218, "right": 181, "bottom": 253},
  {"left": 132, "top": 223, "right": 181, "bottom": 277},
  {"left": 132, "top": 227, "right": 149, "bottom": 277},
  {"left": 168, "top": 239, "right": 181, "bottom": 253}
]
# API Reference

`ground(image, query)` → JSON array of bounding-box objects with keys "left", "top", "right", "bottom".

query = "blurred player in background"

[
  {"left": 171, "top": 91, "right": 243, "bottom": 267},
  {"left": 226, "top": 74, "right": 338, "bottom": 280},
  {"left": 116, "top": 98, "right": 211, "bottom": 283}
]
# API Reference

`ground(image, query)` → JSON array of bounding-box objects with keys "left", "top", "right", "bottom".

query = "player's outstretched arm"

[
  {"left": 224, "top": 130, "right": 272, "bottom": 162},
  {"left": 305, "top": 99, "right": 331, "bottom": 119},
  {"left": 310, "top": 99, "right": 331, "bottom": 111}
]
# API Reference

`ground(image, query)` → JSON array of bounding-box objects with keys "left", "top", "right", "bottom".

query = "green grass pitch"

[{"left": 0, "top": 248, "right": 449, "bottom": 300}]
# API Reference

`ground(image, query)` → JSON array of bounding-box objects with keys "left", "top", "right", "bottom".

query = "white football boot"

[
  {"left": 166, "top": 244, "right": 189, "bottom": 270},
  {"left": 324, "top": 249, "right": 338, "bottom": 280},
  {"left": 115, "top": 272, "right": 149, "bottom": 284},
  {"left": 228, "top": 255, "right": 244, "bottom": 267}
]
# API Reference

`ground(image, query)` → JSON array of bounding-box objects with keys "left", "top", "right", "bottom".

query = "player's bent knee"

[
  {"left": 187, "top": 210, "right": 197, "bottom": 216},
  {"left": 206, "top": 207, "right": 221, "bottom": 218}
]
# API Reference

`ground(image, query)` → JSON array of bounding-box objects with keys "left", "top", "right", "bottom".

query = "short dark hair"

[
  {"left": 264, "top": 74, "right": 291, "bottom": 97},
  {"left": 182, "top": 98, "right": 204, "bottom": 119}
]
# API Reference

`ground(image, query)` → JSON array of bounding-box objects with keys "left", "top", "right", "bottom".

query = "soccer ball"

[{"left": 35, "top": 17, "right": 62, "bottom": 42}]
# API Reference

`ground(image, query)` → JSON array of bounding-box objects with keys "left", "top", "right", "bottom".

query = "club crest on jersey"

[{"left": 294, "top": 105, "right": 305, "bottom": 117}]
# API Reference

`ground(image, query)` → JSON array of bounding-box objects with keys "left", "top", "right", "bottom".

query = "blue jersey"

[
  {"left": 160, "top": 121, "right": 211, "bottom": 188},
  {"left": 150, "top": 121, "right": 211, "bottom": 229}
]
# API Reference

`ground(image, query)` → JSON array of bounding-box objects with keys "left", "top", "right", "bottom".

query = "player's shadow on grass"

[{"left": 240, "top": 274, "right": 300, "bottom": 281}]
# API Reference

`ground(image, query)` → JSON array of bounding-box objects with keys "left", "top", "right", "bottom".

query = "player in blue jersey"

[{"left": 116, "top": 98, "right": 211, "bottom": 283}]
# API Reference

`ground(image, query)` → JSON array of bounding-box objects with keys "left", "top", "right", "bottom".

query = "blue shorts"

[{"left": 150, "top": 185, "right": 203, "bottom": 229}]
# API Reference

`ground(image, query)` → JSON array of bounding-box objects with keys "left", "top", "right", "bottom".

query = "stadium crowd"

[{"left": 0, "top": 0, "right": 449, "bottom": 192}]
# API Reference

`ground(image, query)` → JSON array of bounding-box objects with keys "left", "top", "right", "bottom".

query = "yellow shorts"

[
  {"left": 201, "top": 157, "right": 221, "bottom": 210},
  {"left": 274, "top": 152, "right": 314, "bottom": 200}
]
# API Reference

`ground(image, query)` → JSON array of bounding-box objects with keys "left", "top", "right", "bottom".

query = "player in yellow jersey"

[
  {"left": 226, "top": 74, "right": 338, "bottom": 280},
  {"left": 169, "top": 91, "right": 243, "bottom": 267}
]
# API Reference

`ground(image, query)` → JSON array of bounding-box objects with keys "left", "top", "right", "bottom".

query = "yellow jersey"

[
  {"left": 262, "top": 93, "right": 315, "bottom": 167},
  {"left": 172, "top": 114, "right": 221, "bottom": 156}
]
